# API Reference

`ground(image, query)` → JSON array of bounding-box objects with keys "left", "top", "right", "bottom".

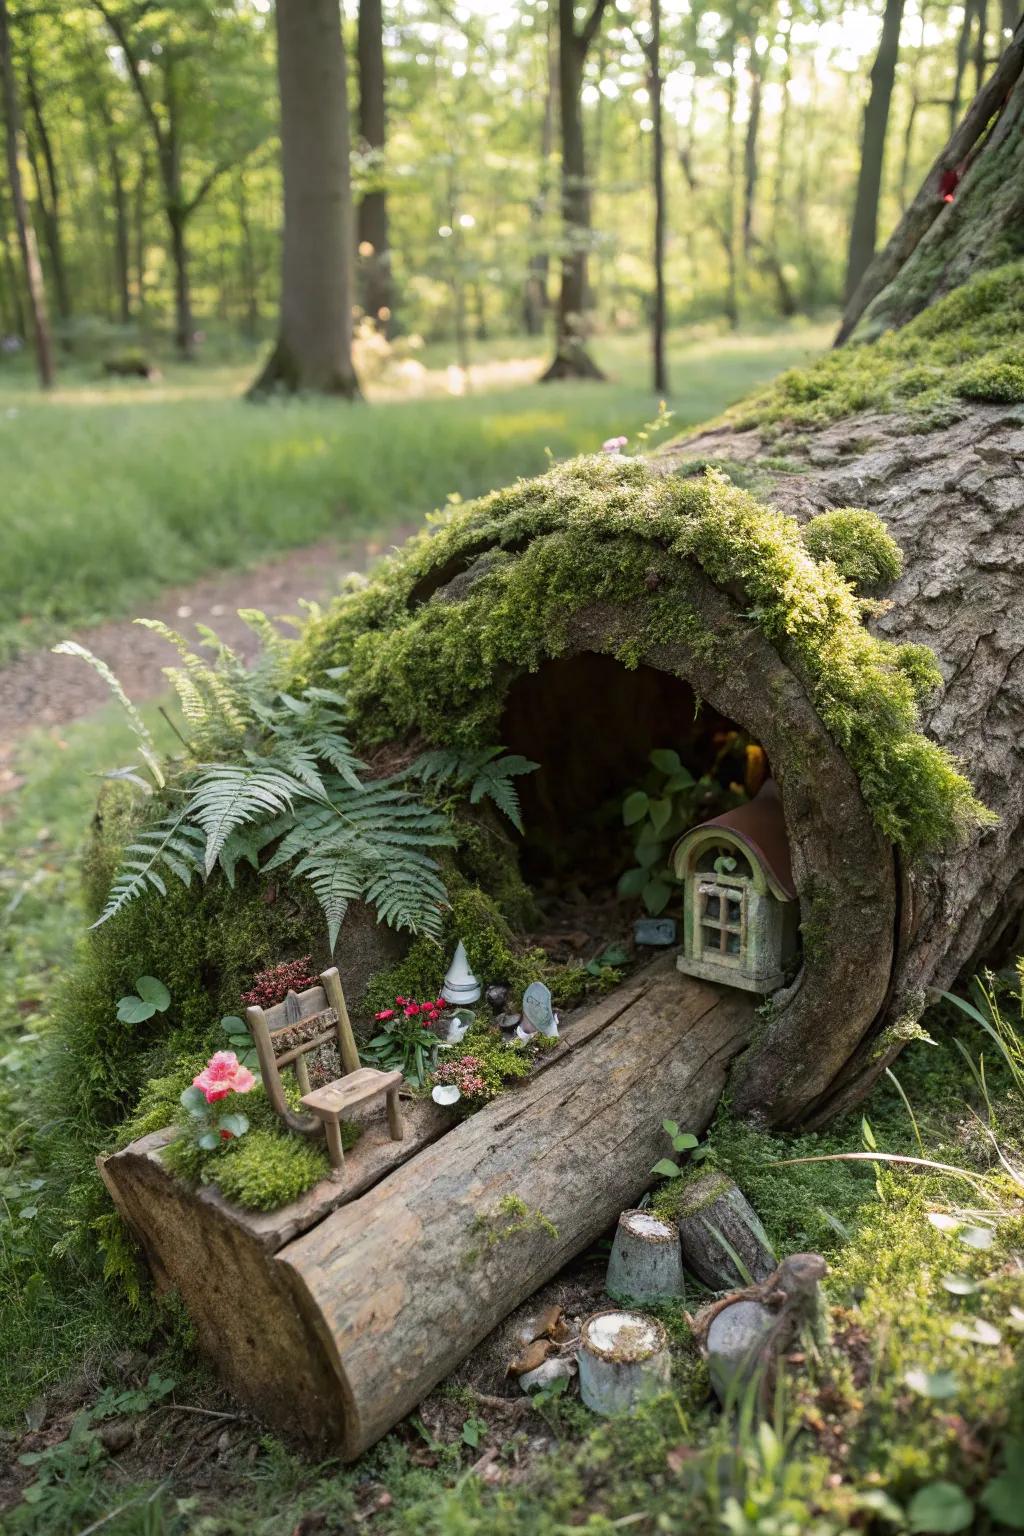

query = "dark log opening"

[{"left": 502, "top": 654, "right": 764, "bottom": 895}]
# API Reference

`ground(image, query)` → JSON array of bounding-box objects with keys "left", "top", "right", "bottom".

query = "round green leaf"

[
  {"left": 179, "top": 1085, "right": 208, "bottom": 1116},
  {"left": 135, "top": 976, "right": 171, "bottom": 1011},
  {"left": 217, "top": 1113, "right": 249, "bottom": 1139},
  {"left": 666, "top": 769, "right": 696, "bottom": 792},
  {"left": 636, "top": 840, "right": 663, "bottom": 869},
  {"left": 649, "top": 749, "right": 682, "bottom": 775},
  {"left": 940, "top": 1274, "right": 979, "bottom": 1295},
  {"left": 649, "top": 797, "right": 673, "bottom": 835},
  {"left": 651, "top": 1159, "right": 682, "bottom": 1179},
  {"left": 623, "top": 791, "right": 650, "bottom": 827},
  {"left": 672, "top": 1133, "right": 699, "bottom": 1152},
  {"left": 981, "top": 1469, "right": 1024, "bottom": 1528},
  {"left": 907, "top": 1481, "right": 973, "bottom": 1533},
  {"left": 197, "top": 1131, "right": 220, "bottom": 1151},
  {"left": 116, "top": 995, "right": 156, "bottom": 1024},
  {"left": 221, "top": 1015, "right": 248, "bottom": 1036},
  {"left": 959, "top": 1225, "right": 994, "bottom": 1250},
  {"left": 904, "top": 1368, "right": 958, "bottom": 1400}
]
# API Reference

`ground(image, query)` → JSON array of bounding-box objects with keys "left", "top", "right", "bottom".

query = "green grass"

[{"left": 0, "top": 322, "right": 832, "bottom": 660}]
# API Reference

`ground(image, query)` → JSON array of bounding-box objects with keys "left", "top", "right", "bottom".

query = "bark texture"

[
  {"left": 659, "top": 397, "right": 1024, "bottom": 1121},
  {"left": 251, "top": 0, "right": 360, "bottom": 397},
  {"left": 844, "top": 0, "right": 906, "bottom": 303},
  {"left": 103, "top": 961, "right": 751, "bottom": 1454}
]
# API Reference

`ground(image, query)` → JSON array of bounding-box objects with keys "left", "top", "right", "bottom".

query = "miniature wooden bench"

[{"left": 246, "top": 966, "right": 404, "bottom": 1179}]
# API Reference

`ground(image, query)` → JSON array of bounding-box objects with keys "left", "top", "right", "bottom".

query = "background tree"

[
  {"left": 251, "top": 0, "right": 360, "bottom": 397},
  {"left": 844, "top": 0, "right": 907, "bottom": 302},
  {"left": 0, "top": 0, "right": 54, "bottom": 386},
  {"left": 541, "top": 0, "right": 611, "bottom": 381},
  {"left": 356, "top": 0, "right": 392, "bottom": 333}
]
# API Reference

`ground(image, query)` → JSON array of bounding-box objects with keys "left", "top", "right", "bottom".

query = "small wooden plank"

[{"left": 301, "top": 1067, "right": 403, "bottom": 1117}]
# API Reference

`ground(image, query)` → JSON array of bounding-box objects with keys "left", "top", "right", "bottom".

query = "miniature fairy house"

[{"left": 672, "top": 781, "right": 798, "bottom": 993}]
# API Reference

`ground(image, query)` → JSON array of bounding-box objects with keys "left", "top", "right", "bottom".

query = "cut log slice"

[
  {"left": 605, "top": 1209, "right": 684, "bottom": 1303},
  {"left": 674, "top": 1172, "right": 776, "bottom": 1290},
  {"left": 577, "top": 1310, "right": 671, "bottom": 1416}
]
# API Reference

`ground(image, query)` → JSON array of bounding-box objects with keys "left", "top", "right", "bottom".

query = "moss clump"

[
  {"left": 297, "top": 452, "right": 988, "bottom": 855},
  {"left": 734, "top": 262, "right": 1024, "bottom": 433},
  {"left": 956, "top": 358, "right": 1024, "bottom": 404},
  {"left": 185, "top": 1130, "right": 330, "bottom": 1212},
  {"left": 802, "top": 508, "right": 903, "bottom": 595}
]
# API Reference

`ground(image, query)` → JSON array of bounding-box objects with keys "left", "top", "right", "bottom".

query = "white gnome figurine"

[{"left": 441, "top": 940, "right": 481, "bottom": 1006}]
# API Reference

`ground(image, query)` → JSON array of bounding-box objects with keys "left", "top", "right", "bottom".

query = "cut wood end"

[
  {"left": 581, "top": 1310, "right": 668, "bottom": 1364},
  {"left": 618, "top": 1209, "right": 677, "bottom": 1243}
]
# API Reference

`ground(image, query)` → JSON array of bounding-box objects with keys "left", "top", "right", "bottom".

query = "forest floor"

[{"left": 3, "top": 319, "right": 1022, "bottom": 1535}]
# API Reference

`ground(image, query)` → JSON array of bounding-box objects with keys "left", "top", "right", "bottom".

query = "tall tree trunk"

[
  {"left": 742, "top": 49, "right": 763, "bottom": 256},
  {"left": 356, "top": 0, "right": 392, "bottom": 332},
  {"left": 167, "top": 203, "right": 193, "bottom": 359},
  {"left": 723, "top": 40, "right": 740, "bottom": 329},
  {"left": 648, "top": 0, "right": 667, "bottom": 393},
  {"left": 975, "top": 0, "right": 990, "bottom": 91},
  {"left": 951, "top": 0, "right": 978, "bottom": 133},
  {"left": 523, "top": 6, "right": 556, "bottom": 337},
  {"left": 0, "top": 187, "right": 25, "bottom": 334},
  {"left": 844, "top": 0, "right": 906, "bottom": 304},
  {"left": 133, "top": 152, "right": 148, "bottom": 317},
  {"left": 251, "top": 0, "right": 360, "bottom": 397},
  {"left": 235, "top": 170, "right": 260, "bottom": 341},
  {"left": 24, "top": 63, "right": 71, "bottom": 328},
  {"left": 0, "top": 0, "right": 54, "bottom": 387},
  {"left": 94, "top": 87, "right": 131, "bottom": 325},
  {"left": 540, "top": 0, "right": 609, "bottom": 382}
]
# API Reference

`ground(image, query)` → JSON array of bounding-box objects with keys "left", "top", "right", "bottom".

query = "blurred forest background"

[{"left": 1, "top": 0, "right": 1018, "bottom": 393}]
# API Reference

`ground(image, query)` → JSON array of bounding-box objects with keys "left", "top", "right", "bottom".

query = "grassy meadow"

[{"left": 0, "top": 322, "right": 831, "bottom": 659}]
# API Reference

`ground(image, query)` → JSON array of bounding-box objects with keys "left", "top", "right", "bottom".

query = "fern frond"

[
  {"left": 363, "top": 862, "right": 448, "bottom": 939},
  {"left": 52, "top": 642, "right": 165, "bottom": 789},
  {"left": 408, "top": 746, "right": 539, "bottom": 832},
  {"left": 93, "top": 814, "right": 204, "bottom": 927},
  {"left": 291, "top": 852, "right": 367, "bottom": 950},
  {"left": 135, "top": 619, "right": 251, "bottom": 746},
  {"left": 188, "top": 765, "right": 309, "bottom": 874}
]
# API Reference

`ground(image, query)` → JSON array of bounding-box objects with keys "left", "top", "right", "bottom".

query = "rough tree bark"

[
  {"left": 844, "top": 0, "right": 906, "bottom": 303},
  {"left": 356, "top": 0, "right": 392, "bottom": 332},
  {"left": 540, "top": 0, "right": 610, "bottom": 381},
  {"left": 250, "top": 0, "right": 360, "bottom": 397},
  {"left": 838, "top": 15, "right": 1024, "bottom": 341},
  {"left": 0, "top": 0, "right": 54, "bottom": 387},
  {"left": 635, "top": 0, "right": 668, "bottom": 394}
]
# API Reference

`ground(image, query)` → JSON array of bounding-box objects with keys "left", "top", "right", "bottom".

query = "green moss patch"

[
  {"left": 733, "top": 262, "right": 1024, "bottom": 432},
  {"left": 298, "top": 453, "right": 987, "bottom": 855},
  {"left": 801, "top": 508, "right": 903, "bottom": 595}
]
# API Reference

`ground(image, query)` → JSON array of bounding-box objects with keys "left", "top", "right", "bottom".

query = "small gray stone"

[
  {"left": 706, "top": 1300, "right": 775, "bottom": 1403},
  {"left": 633, "top": 918, "right": 678, "bottom": 947}
]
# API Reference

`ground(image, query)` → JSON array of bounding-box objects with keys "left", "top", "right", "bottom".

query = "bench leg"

[
  {"left": 386, "top": 1086, "right": 404, "bottom": 1141},
  {"left": 323, "top": 1115, "right": 346, "bottom": 1177}
]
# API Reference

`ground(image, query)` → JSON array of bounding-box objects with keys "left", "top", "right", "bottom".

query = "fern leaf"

[
  {"left": 468, "top": 753, "right": 539, "bottom": 834},
  {"left": 93, "top": 814, "right": 203, "bottom": 927},
  {"left": 52, "top": 642, "right": 165, "bottom": 789},
  {"left": 291, "top": 852, "right": 366, "bottom": 950},
  {"left": 363, "top": 861, "right": 448, "bottom": 939},
  {"left": 188, "top": 765, "right": 307, "bottom": 874}
]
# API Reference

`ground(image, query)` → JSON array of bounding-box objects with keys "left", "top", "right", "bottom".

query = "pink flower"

[
  {"left": 193, "top": 1051, "right": 256, "bottom": 1105},
  {"left": 404, "top": 1003, "right": 421, "bottom": 1017},
  {"left": 602, "top": 436, "right": 628, "bottom": 454},
  {"left": 375, "top": 1008, "right": 396, "bottom": 1021}
]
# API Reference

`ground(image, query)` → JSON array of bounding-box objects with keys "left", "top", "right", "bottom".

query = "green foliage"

[
  {"left": 195, "top": 1129, "right": 330, "bottom": 1212},
  {"left": 62, "top": 623, "right": 454, "bottom": 947},
  {"left": 409, "top": 747, "right": 540, "bottom": 833},
  {"left": 115, "top": 974, "right": 172, "bottom": 1024},
  {"left": 452, "top": 1023, "right": 535, "bottom": 1099},
  {"left": 362, "top": 999, "right": 444, "bottom": 1087},
  {"left": 297, "top": 452, "right": 989, "bottom": 856},
  {"left": 650, "top": 1118, "right": 708, "bottom": 1182},
  {"left": 801, "top": 508, "right": 904, "bottom": 596},
  {"left": 956, "top": 359, "right": 1024, "bottom": 404},
  {"left": 618, "top": 748, "right": 746, "bottom": 915},
  {"left": 738, "top": 263, "right": 1024, "bottom": 433}
]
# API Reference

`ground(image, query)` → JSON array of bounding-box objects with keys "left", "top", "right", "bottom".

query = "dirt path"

[{"left": 0, "top": 527, "right": 414, "bottom": 745}]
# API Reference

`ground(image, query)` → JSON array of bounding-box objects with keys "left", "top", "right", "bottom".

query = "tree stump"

[
  {"left": 605, "top": 1209, "right": 684, "bottom": 1303},
  {"left": 674, "top": 1172, "right": 776, "bottom": 1290},
  {"left": 577, "top": 1310, "right": 671, "bottom": 1416}
]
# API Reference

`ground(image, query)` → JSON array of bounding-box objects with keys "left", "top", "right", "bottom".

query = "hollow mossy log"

[
  {"left": 660, "top": 396, "right": 1024, "bottom": 1122},
  {"left": 101, "top": 959, "right": 750, "bottom": 1455}
]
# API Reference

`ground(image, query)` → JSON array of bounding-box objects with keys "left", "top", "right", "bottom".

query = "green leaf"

[
  {"left": 666, "top": 770, "right": 696, "bottom": 793},
  {"left": 981, "top": 1468, "right": 1024, "bottom": 1528},
  {"left": 672, "top": 1132, "right": 699, "bottom": 1152},
  {"left": 662, "top": 1119, "right": 679, "bottom": 1137},
  {"left": 217, "top": 1113, "right": 250, "bottom": 1139},
  {"left": 617, "top": 867, "right": 649, "bottom": 898},
  {"left": 649, "top": 748, "right": 682, "bottom": 774},
  {"left": 116, "top": 995, "right": 156, "bottom": 1024},
  {"left": 221, "top": 1015, "right": 249, "bottom": 1036},
  {"left": 904, "top": 1368, "right": 958, "bottom": 1399},
  {"left": 959, "top": 1225, "right": 994, "bottom": 1249},
  {"left": 197, "top": 1131, "right": 221, "bottom": 1151},
  {"left": 861, "top": 1116, "right": 877, "bottom": 1150},
  {"left": 643, "top": 879, "right": 673, "bottom": 916},
  {"left": 135, "top": 976, "right": 171, "bottom": 1012},
  {"left": 648, "top": 797, "right": 672, "bottom": 835},
  {"left": 651, "top": 1158, "right": 682, "bottom": 1179},
  {"left": 636, "top": 840, "right": 664, "bottom": 869},
  {"left": 940, "top": 1274, "right": 979, "bottom": 1295},
  {"left": 907, "top": 1482, "right": 973, "bottom": 1533},
  {"left": 179, "top": 1085, "right": 208, "bottom": 1116},
  {"left": 623, "top": 791, "right": 650, "bottom": 826}
]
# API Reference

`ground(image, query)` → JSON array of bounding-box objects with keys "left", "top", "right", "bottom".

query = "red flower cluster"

[
  {"left": 241, "top": 956, "right": 317, "bottom": 1010},
  {"left": 433, "top": 1054, "right": 487, "bottom": 1100},
  {"left": 375, "top": 994, "right": 447, "bottom": 1025}
]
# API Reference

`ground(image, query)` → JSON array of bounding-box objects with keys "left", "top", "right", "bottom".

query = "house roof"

[{"left": 681, "top": 780, "right": 796, "bottom": 901}]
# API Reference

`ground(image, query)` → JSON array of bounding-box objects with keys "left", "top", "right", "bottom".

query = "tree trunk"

[
  {"left": 356, "top": 0, "right": 392, "bottom": 332},
  {"left": 251, "top": 0, "right": 360, "bottom": 398},
  {"left": 235, "top": 170, "right": 260, "bottom": 341},
  {"left": 540, "top": 0, "right": 608, "bottom": 381},
  {"left": 0, "top": 188, "right": 25, "bottom": 334},
  {"left": 0, "top": 0, "right": 54, "bottom": 388},
  {"left": 838, "top": 17, "right": 1024, "bottom": 341},
  {"left": 523, "top": 6, "right": 556, "bottom": 338},
  {"left": 167, "top": 202, "right": 194, "bottom": 360},
  {"left": 952, "top": 0, "right": 979, "bottom": 133},
  {"left": 649, "top": 0, "right": 668, "bottom": 395},
  {"left": 24, "top": 64, "right": 72, "bottom": 329},
  {"left": 844, "top": 0, "right": 906, "bottom": 303},
  {"left": 101, "top": 960, "right": 750, "bottom": 1456},
  {"left": 742, "top": 49, "right": 763, "bottom": 257}
]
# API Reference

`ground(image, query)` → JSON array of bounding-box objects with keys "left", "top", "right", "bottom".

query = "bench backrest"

[{"left": 246, "top": 967, "right": 361, "bottom": 1134}]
